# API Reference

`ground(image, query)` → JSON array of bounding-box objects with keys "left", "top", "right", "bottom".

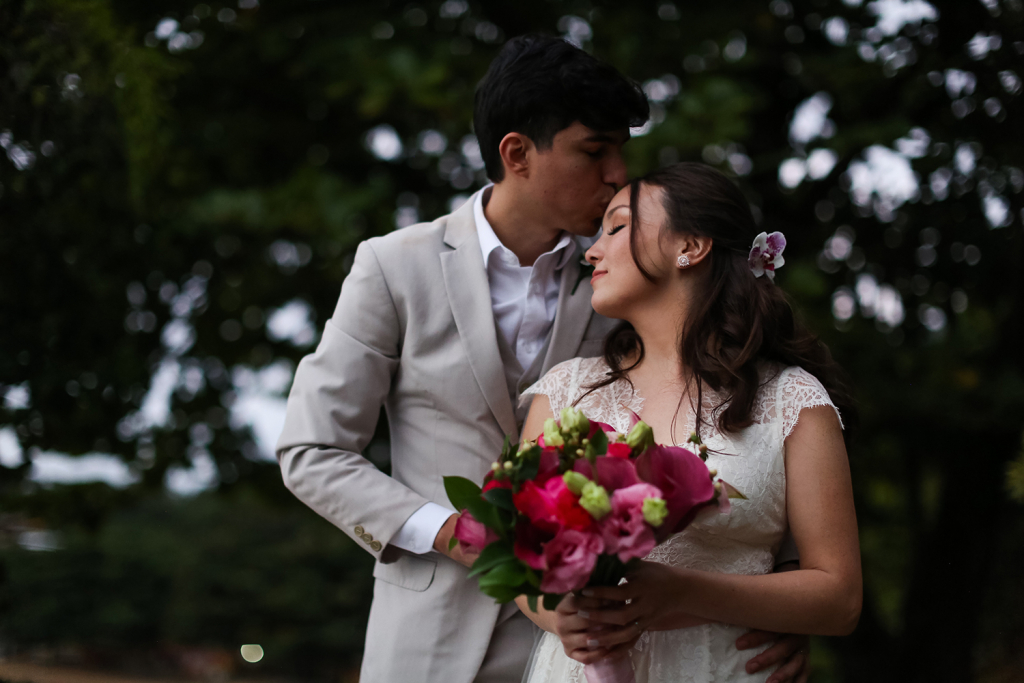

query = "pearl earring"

[{"left": 677, "top": 254, "right": 690, "bottom": 268}]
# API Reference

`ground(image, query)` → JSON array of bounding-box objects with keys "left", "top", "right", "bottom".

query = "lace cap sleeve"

[
  {"left": 520, "top": 358, "right": 584, "bottom": 413},
  {"left": 778, "top": 367, "right": 844, "bottom": 440}
]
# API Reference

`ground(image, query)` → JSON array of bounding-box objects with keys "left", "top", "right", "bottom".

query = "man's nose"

[{"left": 605, "top": 153, "right": 628, "bottom": 189}]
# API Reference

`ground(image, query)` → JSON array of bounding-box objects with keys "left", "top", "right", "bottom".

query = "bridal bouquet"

[{"left": 443, "top": 406, "right": 743, "bottom": 613}]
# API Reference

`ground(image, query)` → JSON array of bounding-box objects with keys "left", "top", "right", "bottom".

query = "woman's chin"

[{"left": 590, "top": 296, "right": 627, "bottom": 322}]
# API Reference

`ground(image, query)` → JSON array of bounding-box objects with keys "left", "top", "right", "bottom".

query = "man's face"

[{"left": 525, "top": 122, "right": 630, "bottom": 237}]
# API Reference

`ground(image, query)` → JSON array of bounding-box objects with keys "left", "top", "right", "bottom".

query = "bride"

[{"left": 514, "top": 162, "right": 861, "bottom": 682}]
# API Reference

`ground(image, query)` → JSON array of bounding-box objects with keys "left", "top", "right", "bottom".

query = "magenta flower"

[
  {"left": 748, "top": 231, "right": 786, "bottom": 280},
  {"left": 572, "top": 455, "right": 641, "bottom": 493},
  {"left": 539, "top": 528, "right": 605, "bottom": 594},
  {"left": 514, "top": 519, "right": 552, "bottom": 570},
  {"left": 452, "top": 511, "right": 498, "bottom": 554},
  {"left": 635, "top": 444, "right": 717, "bottom": 536},
  {"left": 605, "top": 442, "right": 633, "bottom": 459},
  {"left": 599, "top": 483, "right": 663, "bottom": 563}
]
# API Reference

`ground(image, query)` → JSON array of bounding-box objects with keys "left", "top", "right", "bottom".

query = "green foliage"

[
  {"left": 443, "top": 475, "right": 482, "bottom": 512},
  {"left": 0, "top": 488, "right": 373, "bottom": 678},
  {"left": 1007, "top": 434, "right": 1024, "bottom": 504},
  {"left": 2, "top": 0, "right": 1023, "bottom": 680}
]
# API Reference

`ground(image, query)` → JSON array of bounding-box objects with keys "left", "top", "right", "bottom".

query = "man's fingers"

[
  {"left": 744, "top": 633, "right": 805, "bottom": 674},
  {"left": 765, "top": 651, "right": 807, "bottom": 683},
  {"left": 796, "top": 665, "right": 810, "bottom": 683},
  {"left": 736, "top": 629, "right": 779, "bottom": 651}
]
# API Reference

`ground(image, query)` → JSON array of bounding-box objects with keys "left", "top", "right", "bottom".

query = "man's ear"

[{"left": 498, "top": 132, "right": 533, "bottom": 180}]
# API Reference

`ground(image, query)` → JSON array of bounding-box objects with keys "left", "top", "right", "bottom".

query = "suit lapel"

[
  {"left": 440, "top": 196, "right": 519, "bottom": 437},
  {"left": 542, "top": 242, "right": 595, "bottom": 374}
]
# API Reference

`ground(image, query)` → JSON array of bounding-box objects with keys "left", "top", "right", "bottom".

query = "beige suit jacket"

[{"left": 276, "top": 192, "right": 616, "bottom": 683}]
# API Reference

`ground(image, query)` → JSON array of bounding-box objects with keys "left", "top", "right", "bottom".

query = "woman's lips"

[{"left": 590, "top": 270, "right": 607, "bottom": 284}]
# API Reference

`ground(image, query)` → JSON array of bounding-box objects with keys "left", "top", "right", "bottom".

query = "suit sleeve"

[{"left": 276, "top": 240, "right": 431, "bottom": 562}]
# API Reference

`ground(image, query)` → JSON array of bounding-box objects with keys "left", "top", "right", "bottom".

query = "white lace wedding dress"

[{"left": 521, "top": 356, "right": 841, "bottom": 683}]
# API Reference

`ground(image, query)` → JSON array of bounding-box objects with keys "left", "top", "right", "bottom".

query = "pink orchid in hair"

[{"left": 748, "top": 231, "right": 786, "bottom": 280}]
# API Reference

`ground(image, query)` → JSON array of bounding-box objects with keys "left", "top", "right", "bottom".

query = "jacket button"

[
  {"left": 370, "top": 541, "right": 382, "bottom": 552},
  {"left": 354, "top": 525, "right": 365, "bottom": 536},
  {"left": 361, "top": 533, "right": 373, "bottom": 544}
]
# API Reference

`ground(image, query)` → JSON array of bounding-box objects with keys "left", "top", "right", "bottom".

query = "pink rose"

[
  {"left": 540, "top": 528, "right": 605, "bottom": 594},
  {"left": 600, "top": 483, "right": 662, "bottom": 563},
  {"left": 452, "top": 511, "right": 498, "bottom": 554},
  {"left": 513, "top": 476, "right": 594, "bottom": 533}
]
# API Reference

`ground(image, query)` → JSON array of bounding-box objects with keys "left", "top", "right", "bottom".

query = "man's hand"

[
  {"left": 432, "top": 513, "right": 478, "bottom": 568},
  {"left": 736, "top": 631, "right": 810, "bottom": 683}
]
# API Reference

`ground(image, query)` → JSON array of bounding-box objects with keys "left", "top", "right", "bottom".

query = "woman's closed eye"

[{"left": 607, "top": 224, "right": 626, "bottom": 236}]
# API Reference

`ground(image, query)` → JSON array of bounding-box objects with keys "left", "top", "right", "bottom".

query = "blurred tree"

[
  {"left": 1, "top": 0, "right": 1022, "bottom": 681},
  {"left": 0, "top": 491, "right": 374, "bottom": 678}
]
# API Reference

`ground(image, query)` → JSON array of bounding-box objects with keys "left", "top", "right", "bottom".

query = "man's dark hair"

[{"left": 474, "top": 34, "right": 649, "bottom": 181}]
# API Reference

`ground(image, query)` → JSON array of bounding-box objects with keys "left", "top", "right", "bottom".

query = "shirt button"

[
  {"left": 370, "top": 541, "right": 383, "bottom": 552},
  {"left": 354, "top": 525, "right": 365, "bottom": 536},
  {"left": 361, "top": 533, "right": 373, "bottom": 544}
]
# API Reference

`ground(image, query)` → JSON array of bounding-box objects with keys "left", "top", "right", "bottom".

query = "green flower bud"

[
  {"left": 560, "top": 406, "right": 590, "bottom": 435},
  {"left": 503, "top": 460, "right": 514, "bottom": 470},
  {"left": 579, "top": 482, "right": 611, "bottom": 520},
  {"left": 625, "top": 421, "right": 655, "bottom": 453},
  {"left": 563, "top": 471, "right": 590, "bottom": 495},
  {"left": 642, "top": 497, "right": 668, "bottom": 527},
  {"left": 543, "top": 418, "right": 565, "bottom": 448}
]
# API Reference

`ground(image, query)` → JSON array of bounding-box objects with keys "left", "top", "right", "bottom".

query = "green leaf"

[
  {"left": 587, "top": 428, "right": 609, "bottom": 458},
  {"left": 467, "top": 542, "right": 517, "bottom": 577},
  {"left": 483, "top": 487, "right": 515, "bottom": 512},
  {"left": 448, "top": 537, "right": 458, "bottom": 552},
  {"left": 517, "top": 453, "right": 540, "bottom": 485},
  {"left": 478, "top": 560, "right": 527, "bottom": 588},
  {"left": 481, "top": 584, "right": 521, "bottom": 604},
  {"left": 542, "top": 592, "right": 564, "bottom": 611},
  {"left": 444, "top": 476, "right": 482, "bottom": 511},
  {"left": 464, "top": 495, "right": 503, "bottom": 533},
  {"left": 527, "top": 594, "right": 539, "bottom": 613},
  {"left": 524, "top": 567, "right": 540, "bottom": 588}
]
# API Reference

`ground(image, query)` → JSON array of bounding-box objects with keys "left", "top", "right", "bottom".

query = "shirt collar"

[{"left": 474, "top": 185, "right": 576, "bottom": 269}]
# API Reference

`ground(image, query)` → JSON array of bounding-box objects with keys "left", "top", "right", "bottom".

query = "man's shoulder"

[{"left": 364, "top": 215, "right": 451, "bottom": 260}]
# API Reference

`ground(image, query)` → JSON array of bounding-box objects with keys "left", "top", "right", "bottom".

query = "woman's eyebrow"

[{"left": 604, "top": 204, "right": 629, "bottom": 220}]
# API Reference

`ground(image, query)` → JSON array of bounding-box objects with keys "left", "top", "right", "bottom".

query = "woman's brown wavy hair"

[{"left": 587, "top": 162, "right": 856, "bottom": 444}]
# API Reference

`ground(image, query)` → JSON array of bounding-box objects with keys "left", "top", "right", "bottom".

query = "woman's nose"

[{"left": 585, "top": 243, "right": 601, "bottom": 265}]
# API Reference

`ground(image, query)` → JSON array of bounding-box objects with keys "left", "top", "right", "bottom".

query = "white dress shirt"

[{"left": 388, "top": 187, "right": 576, "bottom": 554}]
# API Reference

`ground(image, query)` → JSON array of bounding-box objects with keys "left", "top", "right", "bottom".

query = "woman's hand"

[
  {"left": 552, "top": 593, "right": 644, "bottom": 665},
  {"left": 570, "top": 561, "right": 688, "bottom": 636}
]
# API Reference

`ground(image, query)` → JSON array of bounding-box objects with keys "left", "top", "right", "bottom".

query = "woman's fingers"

[
  {"left": 566, "top": 626, "right": 643, "bottom": 664},
  {"left": 579, "top": 601, "right": 643, "bottom": 627},
  {"left": 580, "top": 585, "right": 633, "bottom": 601}
]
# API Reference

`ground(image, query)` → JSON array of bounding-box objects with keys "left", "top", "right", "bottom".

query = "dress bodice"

[{"left": 521, "top": 356, "right": 841, "bottom": 683}]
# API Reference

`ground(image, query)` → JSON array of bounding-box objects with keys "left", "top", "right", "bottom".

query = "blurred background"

[{"left": 1, "top": 0, "right": 1022, "bottom": 681}]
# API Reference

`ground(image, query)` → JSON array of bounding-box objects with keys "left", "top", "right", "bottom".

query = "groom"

[{"left": 277, "top": 35, "right": 807, "bottom": 683}]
